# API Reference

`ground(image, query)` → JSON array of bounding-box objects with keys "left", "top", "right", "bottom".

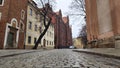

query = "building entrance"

[
  {"left": 6, "top": 32, "right": 14, "bottom": 48},
  {"left": 6, "top": 26, "right": 18, "bottom": 49}
]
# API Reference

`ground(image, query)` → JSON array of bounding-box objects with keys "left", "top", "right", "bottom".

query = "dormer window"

[{"left": 0, "top": 0, "right": 4, "bottom": 6}]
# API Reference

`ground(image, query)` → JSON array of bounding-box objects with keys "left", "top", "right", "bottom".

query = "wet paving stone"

[{"left": 0, "top": 49, "right": 120, "bottom": 68}]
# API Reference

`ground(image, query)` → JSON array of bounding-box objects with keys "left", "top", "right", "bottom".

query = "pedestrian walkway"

[
  {"left": 0, "top": 48, "right": 51, "bottom": 58},
  {"left": 0, "top": 50, "right": 39, "bottom": 57},
  {"left": 73, "top": 48, "right": 120, "bottom": 59},
  {"left": 0, "top": 48, "right": 54, "bottom": 57}
]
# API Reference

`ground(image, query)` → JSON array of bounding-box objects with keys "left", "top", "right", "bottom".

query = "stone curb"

[
  {"left": 0, "top": 49, "right": 53, "bottom": 59},
  {"left": 73, "top": 50, "right": 120, "bottom": 60},
  {"left": 0, "top": 51, "right": 39, "bottom": 59}
]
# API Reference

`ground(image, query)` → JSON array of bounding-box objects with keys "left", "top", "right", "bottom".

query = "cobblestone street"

[{"left": 0, "top": 49, "right": 120, "bottom": 68}]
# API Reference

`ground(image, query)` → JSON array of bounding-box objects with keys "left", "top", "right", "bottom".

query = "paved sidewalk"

[
  {"left": 73, "top": 48, "right": 120, "bottom": 59},
  {"left": 0, "top": 47, "right": 54, "bottom": 57},
  {"left": 0, "top": 48, "right": 52, "bottom": 58}
]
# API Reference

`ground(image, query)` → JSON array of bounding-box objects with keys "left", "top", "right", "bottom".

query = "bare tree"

[
  {"left": 68, "top": 0, "right": 86, "bottom": 26},
  {"left": 69, "top": 0, "right": 87, "bottom": 48},
  {"left": 32, "top": 0, "right": 55, "bottom": 49},
  {"left": 69, "top": 0, "right": 86, "bottom": 16},
  {"left": 79, "top": 25, "right": 87, "bottom": 48}
]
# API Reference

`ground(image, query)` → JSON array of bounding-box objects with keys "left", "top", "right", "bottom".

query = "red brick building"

[
  {"left": 85, "top": 0, "right": 120, "bottom": 48},
  {"left": 0, "top": 0, "right": 28, "bottom": 49},
  {"left": 63, "top": 16, "right": 73, "bottom": 46},
  {"left": 0, "top": 0, "right": 72, "bottom": 49},
  {"left": 53, "top": 10, "right": 73, "bottom": 49}
]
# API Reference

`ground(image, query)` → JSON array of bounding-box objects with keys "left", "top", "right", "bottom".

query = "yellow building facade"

[
  {"left": 73, "top": 37, "right": 84, "bottom": 49},
  {"left": 25, "top": 0, "right": 54, "bottom": 49},
  {"left": 41, "top": 23, "right": 55, "bottom": 49},
  {"left": 25, "top": 0, "right": 41, "bottom": 49}
]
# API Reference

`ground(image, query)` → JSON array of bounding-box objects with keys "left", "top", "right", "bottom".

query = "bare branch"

[
  {"left": 70, "top": 0, "right": 86, "bottom": 15},
  {"left": 39, "top": 0, "right": 46, "bottom": 13},
  {"left": 33, "top": 0, "right": 55, "bottom": 49},
  {"left": 68, "top": 13, "right": 85, "bottom": 16}
]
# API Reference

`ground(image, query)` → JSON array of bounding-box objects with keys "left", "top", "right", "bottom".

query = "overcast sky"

[{"left": 34, "top": 0, "right": 84, "bottom": 38}]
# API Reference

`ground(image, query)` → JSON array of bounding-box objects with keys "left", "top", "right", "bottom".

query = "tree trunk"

[{"left": 32, "top": 19, "right": 52, "bottom": 49}]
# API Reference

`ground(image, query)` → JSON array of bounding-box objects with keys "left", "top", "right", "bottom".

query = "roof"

[
  {"left": 55, "top": 12, "right": 60, "bottom": 15},
  {"left": 55, "top": 10, "right": 62, "bottom": 16},
  {"left": 51, "top": 16, "right": 56, "bottom": 24},
  {"left": 62, "top": 17, "right": 68, "bottom": 24}
]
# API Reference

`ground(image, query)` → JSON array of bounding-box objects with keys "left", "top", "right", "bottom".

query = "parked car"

[{"left": 69, "top": 45, "right": 76, "bottom": 49}]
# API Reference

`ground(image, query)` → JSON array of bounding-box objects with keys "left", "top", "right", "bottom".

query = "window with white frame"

[
  {"left": 0, "top": 0, "right": 4, "bottom": 6},
  {"left": 28, "top": 36, "right": 31, "bottom": 44},
  {"left": 20, "top": 20, "right": 24, "bottom": 31},
  {"left": 34, "top": 38, "right": 37, "bottom": 44},
  {"left": 30, "top": 8, "right": 33, "bottom": 16},
  {"left": 21, "top": 10, "right": 25, "bottom": 20},
  {"left": 0, "top": 12, "right": 1, "bottom": 20},
  {"left": 39, "top": 26, "right": 42, "bottom": 33},
  {"left": 28, "top": 21, "right": 32, "bottom": 29},
  {"left": 34, "top": 25, "right": 37, "bottom": 31}
]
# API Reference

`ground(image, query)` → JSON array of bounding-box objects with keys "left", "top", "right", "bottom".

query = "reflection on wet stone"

[{"left": 0, "top": 50, "right": 120, "bottom": 68}]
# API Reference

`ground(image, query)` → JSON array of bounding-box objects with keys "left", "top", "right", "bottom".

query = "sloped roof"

[
  {"left": 62, "top": 17, "right": 68, "bottom": 24},
  {"left": 51, "top": 15, "right": 56, "bottom": 24},
  {"left": 55, "top": 12, "right": 60, "bottom": 15}
]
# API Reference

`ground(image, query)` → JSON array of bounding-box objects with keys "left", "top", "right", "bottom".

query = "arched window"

[{"left": 11, "top": 18, "right": 18, "bottom": 28}]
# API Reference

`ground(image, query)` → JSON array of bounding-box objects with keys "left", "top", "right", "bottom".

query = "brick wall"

[
  {"left": 0, "top": 0, "right": 10, "bottom": 48},
  {"left": 0, "top": 0, "right": 28, "bottom": 49},
  {"left": 85, "top": 0, "right": 117, "bottom": 48},
  {"left": 53, "top": 11, "right": 72, "bottom": 48}
]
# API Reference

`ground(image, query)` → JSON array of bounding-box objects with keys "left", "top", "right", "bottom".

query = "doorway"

[
  {"left": 6, "top": 26, "right": 18, "bottom": 49},
  {"left": 6, "top": 32, "right": 14, "bottom": 48},
  {"left": 43, "top": 39, "right": 46, "bottom": 47}
]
